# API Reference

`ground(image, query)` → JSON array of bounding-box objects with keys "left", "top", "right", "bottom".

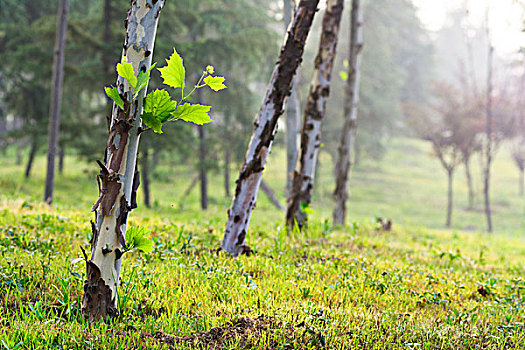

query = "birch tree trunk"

[
  {"left": 286, "top": 0, "right": 344, "bottom": 229},
  {"left": 333, "top": 0, "right": 363, "bottom": 226},
  {"left": 83, "top": 0, "right": 165, "bottom": 322},
  {"left": 221, "top": 0, "right": 319, "bottom": 256},
  {"left": 44, "top": 0, "right": 68, "bottom": 204},
  {"left": 284, "top": 0, "right": 301, "bottom": 199}
]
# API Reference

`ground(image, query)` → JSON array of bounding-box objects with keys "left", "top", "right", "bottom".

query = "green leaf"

[
  {"left": 143, "top": 89, "right": 177, "bottom": 123},
  {"left": 126, "top": 226, "right": 153, "bottom": 253},
  {"left": 117, "top": 56, "right": 138, "bottom": 88},
  {"left": 133, "top": 63, "right": 157, "bottom": 99},
  {"left": 340, "top": 71, "right": 348, "bottom": 82},
  {"left": 104, "top": 86, "right": 124, "bottom": 110},
  {"left": 203, "top": 75, "right": 227, "bottom": 92},
  {"left": 172, "top": 103, "right": 213, "bottom": 125},
  {"left": 141, "top": 113, "right": 163, "bottom": 134},
  {"left": 158, "top": 49, "right": 185, "bottom": 90}
]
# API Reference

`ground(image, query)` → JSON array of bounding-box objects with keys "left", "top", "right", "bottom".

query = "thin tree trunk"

[
  {"left": 223, "top": 111, "right": 231, "bottom": 197},
  {"left": 58, "top": 145, "right": 65, "bottom": 174},
  {"left": 151, "top": 149, "right": 159, "bottom": 173},
  {"left": 142, "top": 146, "right": 151, "bottom": 208},
  {"left": 83, "top": 0, "right": 165, "bottom": 323},
  {"left": 221, "top": 0, "right": 319, "bottom": 256},
  {"left": 483, "top": 39, "right": 494, "bottom": 233},
  {"left": 224, "top": 147, "right": 231, "bottom": 198},
  {"left": 17, "top": 141, "right": 23, "bottom": 166},
  {"left": 198, "top": 126, "right": 208, "bottom": 210},
  {"left": 261, "top": 180, "right": 284, "bottom": 211},
  {"left": 25, "top": 141, "right": 37, "bottom": 179},
  {"left": 284, "top": 0, "right": 301, "bottom": 200},
  {"left": 446, "top": 169, "right": 453, "bottom": 227},
  {"left": 464, "top": 156, "right": 474, "bottom": 209},
  {"left": 0, "top": 115, "right": 6, "bottom": 152},
  {"left": 286, "top": 0, "right": 345, "bottom": 229},
  {"left": 333, "top": 0, "right": 363, "bottom": 226},
  {"left": 182, "top": 173, "right": 200, "bottom": 199},
  {"left": 44, "top": 0, "right": 68, "bottom": 204},
  {"left": 519, "top": 168, "right": 525, "bottom": 197},
  {"left": 102, "top": 0, "right": 113, "bottom": 84}
]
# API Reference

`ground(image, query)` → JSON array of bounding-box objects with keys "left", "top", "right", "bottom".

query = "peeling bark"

[
  {"left": 44, "top": 0, "right": 68, "bottom": 204},
  {"left": 83, "top": 0, "right": 165, "bottom": 323},
  {"left": 221, "top": 0, "right": 320, "bottom": 256},
  {"left": 333, "top": 0, "right": 363, "bottom": 226},
  {"left": 286, "top": 0, "right": 344, "bottom": 230}
]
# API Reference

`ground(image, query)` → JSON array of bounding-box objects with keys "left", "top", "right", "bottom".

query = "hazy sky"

[{"left": 413, "top": 0, "right": 525, "bottom": 57}]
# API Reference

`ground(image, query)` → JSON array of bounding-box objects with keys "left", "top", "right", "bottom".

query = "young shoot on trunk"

[{"left": 83, "top": 1, "right": 226, "bottom": 322}]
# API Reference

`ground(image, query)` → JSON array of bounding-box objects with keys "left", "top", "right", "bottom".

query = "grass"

[{"left": 0, "top": 137, "right": 525, "bottom": 348}]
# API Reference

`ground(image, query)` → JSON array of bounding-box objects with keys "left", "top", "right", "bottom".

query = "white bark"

[
  {"left": 286, "top": 0, "right": 345, "bottom": 229},
  {"left": 222, "top": 0, "right": 320, "bottom": 256},
  {"left": 83, "top": 0, "right": 165, "bottom": 322},
  {"left": 333, "top": 0, "right": 363, "bottom": 226}
]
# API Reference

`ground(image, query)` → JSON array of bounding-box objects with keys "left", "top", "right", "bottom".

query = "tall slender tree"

[
  {"left": 286, "top": 0, "right": 345, "bottom": 229},
  {"left": 44, "top": 0, "right": 69, "bottom": 204},
  {"left": 333, "top": 0, "right": 363, "bottom": 226},
  {"left": 83, "top": 0, "right": 166, "bottom": 322},
  {"left": 284, "top": 0, "right": 301, "bottom": 199},
  {"left": 483, "top": 22, "right": 494, "bottom": 233},
  {"left": 221, "top": 0, "right": 320, "bottom": 256}
]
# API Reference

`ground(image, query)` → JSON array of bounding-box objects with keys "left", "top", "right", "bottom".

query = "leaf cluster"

[{"left": 105, "top": 49, "right": 227, "bottom": 134}]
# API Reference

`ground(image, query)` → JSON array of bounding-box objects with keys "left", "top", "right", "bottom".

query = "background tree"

[
  {"left": 406, "top": 82, "right": 468, "bottom": 227},
  {"left": 333, "top": 0, "right": 363, "bottom": 226},
  {"left": 222, "top": 0, "right": 320, "bottom": 256},
  {"left": 286, "top": 0, "right": 345, "bottom": 229},
  {"left": 510, "top": 137, "right": 525, "bottom": 196},
  {"left": 284, "top": 0, "right": 301, "bottom": 199},
  {"left": 44, "top": 0, "right": 69, "bottom": 204}
]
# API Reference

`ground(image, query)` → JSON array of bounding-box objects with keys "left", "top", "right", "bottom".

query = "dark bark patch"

[
  {"left": 131, "top": 168, "right": 140, "bottom": 210},
  {"left": 107, "top": 118, "right": 132, "bottom": 173},
  {"left": 116, "top": 195, "right": 130, "bottom": 248},
  {"left": 83, "top": 261, "right": 117, "bottom": 323},
  {"left": 236, "top": 230, "right": 246, "bottom": 247},
  {"left": 92, "top": 161, "right": 122, "bottom": 216}
]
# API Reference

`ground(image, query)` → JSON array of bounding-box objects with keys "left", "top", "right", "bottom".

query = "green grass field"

[{"left": 0, "top": 137, "right": 525, "bottom": 349}]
